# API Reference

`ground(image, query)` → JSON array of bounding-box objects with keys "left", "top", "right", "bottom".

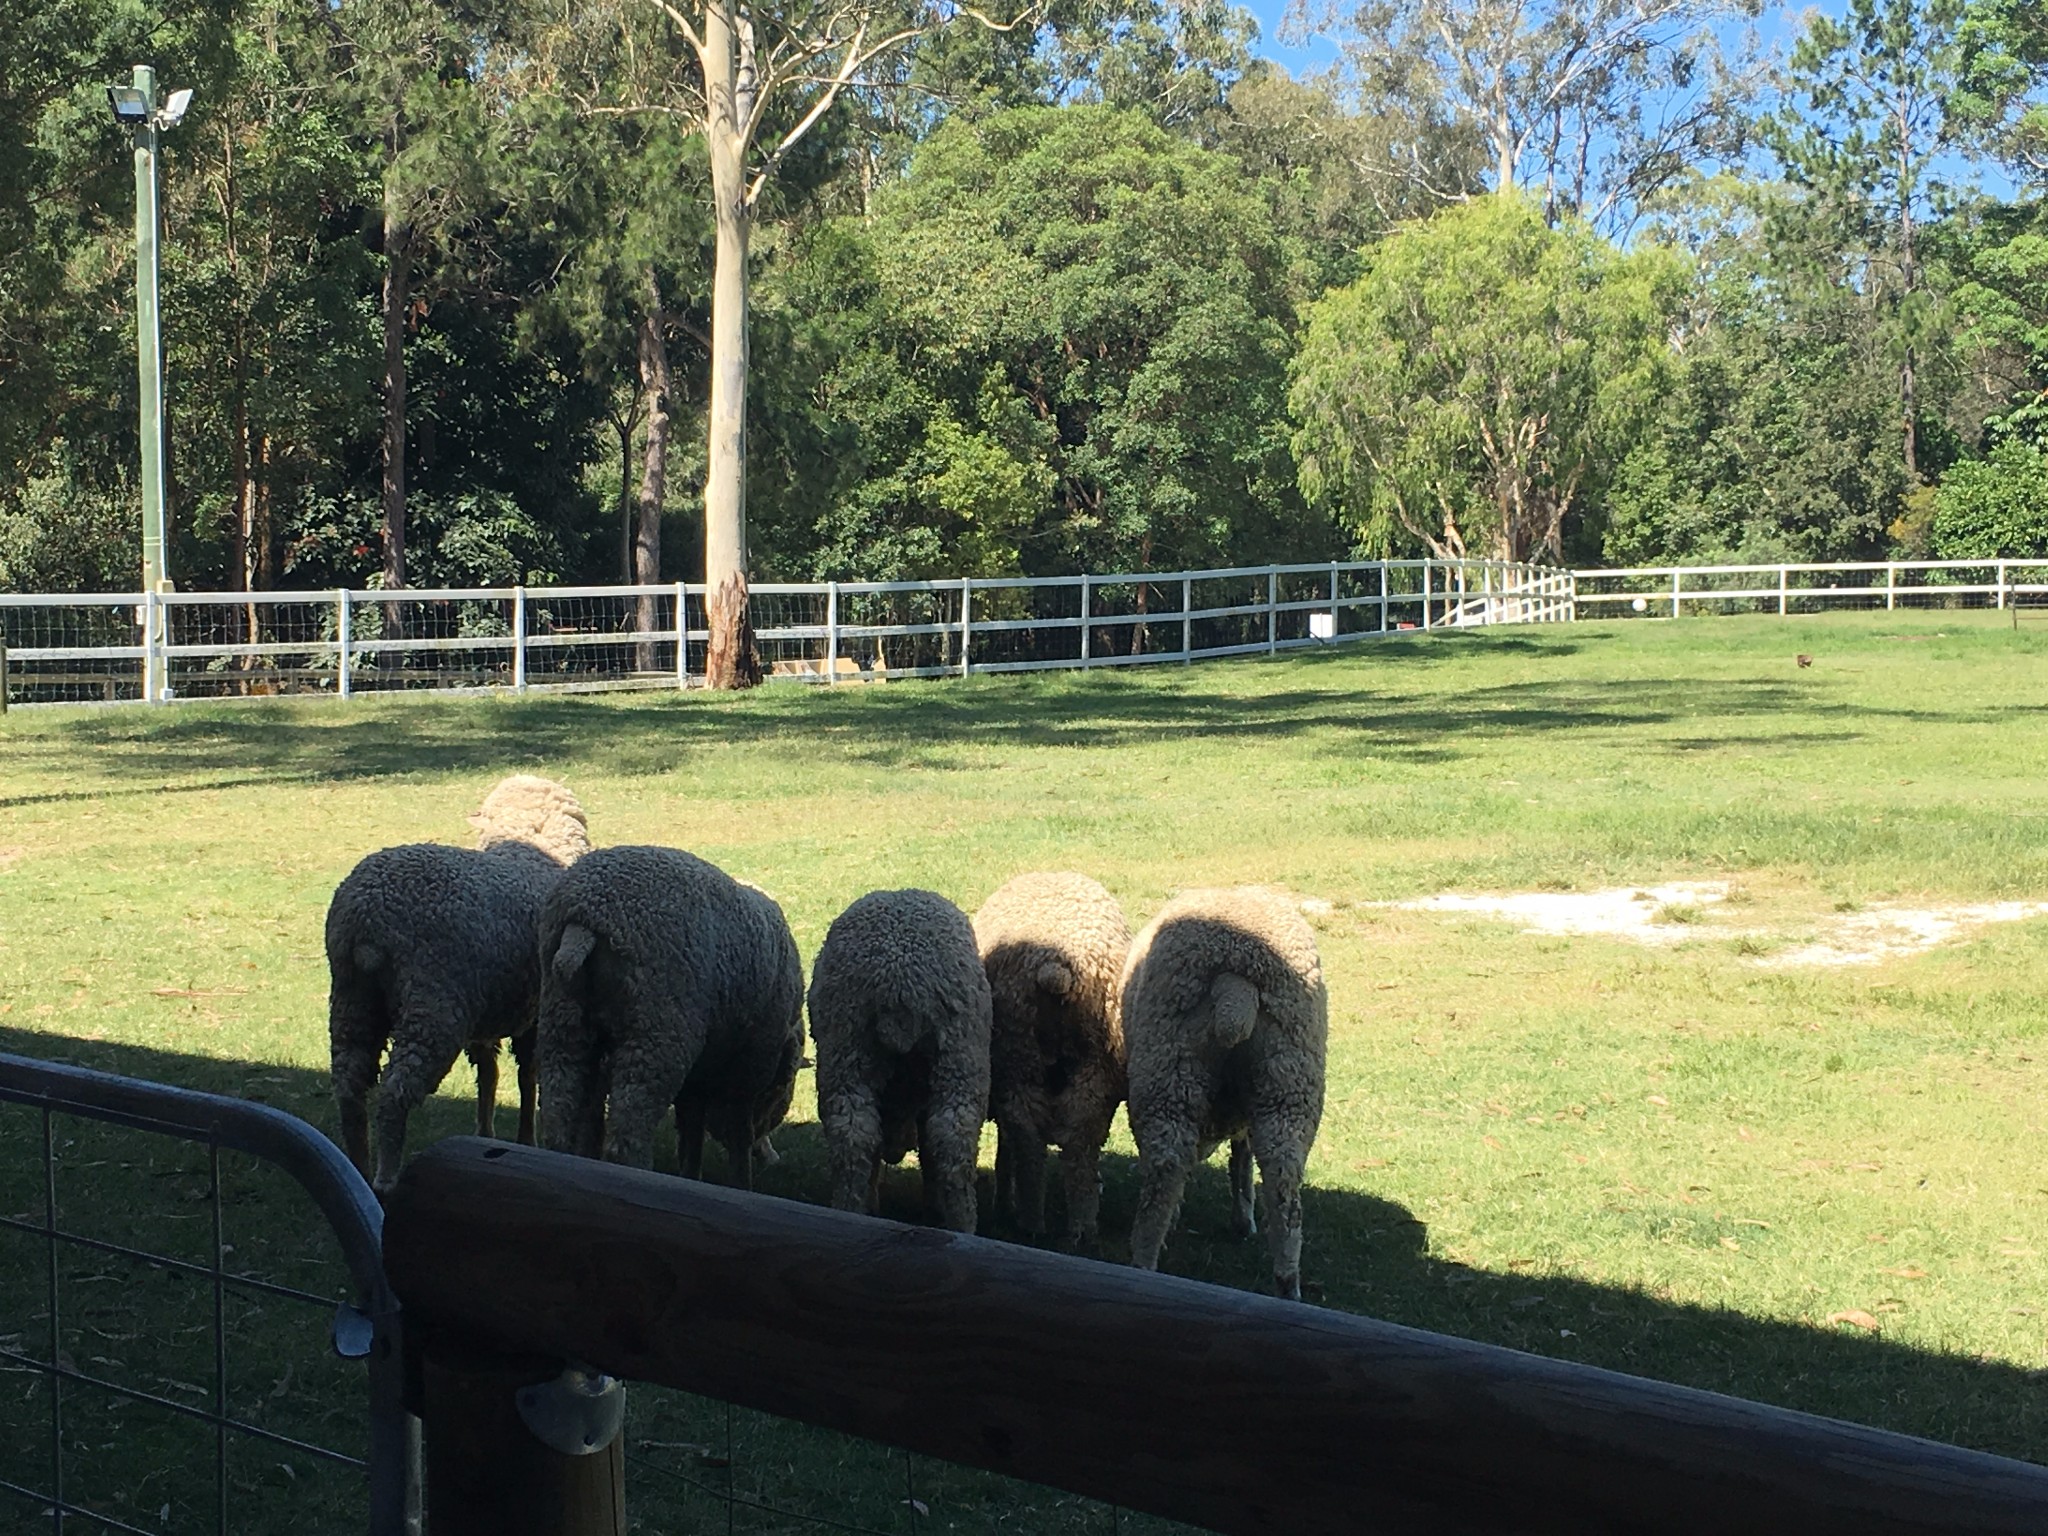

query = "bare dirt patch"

[{"left": 1384, "top": 884, "right": 2048, "bottom": 968}]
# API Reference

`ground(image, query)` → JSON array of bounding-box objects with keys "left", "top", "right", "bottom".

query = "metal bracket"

[
  {"left": 516, "top": 1366, "right": 626, "bottom": 1456},
  {"left": 331, "top": 1302, "right": 375, "bottom": 1360}
]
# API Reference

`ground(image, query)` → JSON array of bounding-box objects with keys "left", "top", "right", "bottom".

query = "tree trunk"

[
  {"left": 381, "top": 209, "right": 413, "bottom": 592},
  {"left": 635, "top": 274, "right": 672, "bottom": 673},
  {"left": 701, "top": 5, "right": 761, "bottom": 690}
]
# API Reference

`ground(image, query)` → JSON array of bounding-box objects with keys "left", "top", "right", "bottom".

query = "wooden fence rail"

[{"left": 383, "top": 1139, "right": 2048, "bottom": 1536}]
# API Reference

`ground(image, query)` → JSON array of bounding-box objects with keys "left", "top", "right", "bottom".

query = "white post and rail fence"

[{"left": 0, "top": 557, "right": 2041, "bottom": 708}]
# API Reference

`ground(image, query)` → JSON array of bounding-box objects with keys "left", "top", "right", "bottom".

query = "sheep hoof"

[{"left": 1273, "top": 1272, "right": 1302, "bottom": 1301}]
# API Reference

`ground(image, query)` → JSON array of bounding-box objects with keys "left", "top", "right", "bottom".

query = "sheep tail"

[
  {"left": 552, "top": 922, "right": 598, "bottom": 983},
  {"left": 1035, "top": 958, "right": 1078, "bottom": 998},
  {"left": 1208, "top": 972, "right": 1260, "bottom": 1048},
  {"left": 874, "top": 1008, "right": 933, "bottom": 1055}
]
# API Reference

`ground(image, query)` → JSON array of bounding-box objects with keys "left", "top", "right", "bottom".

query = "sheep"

[
  {"left": 973, "top": 871, "right": 1131, "bottom": 1250},
  {"left": 326, "top": 774, "right": 590, "bottom": 1194},
  {"left": 536, "top": 846, "right": 804, "bottom": 1183},
  {"left": 1121, "top": 887, "right": 1327, "bottom": 1300},
  {"left": 808, "top": 889, "right": 992, "bottom": 1233}
]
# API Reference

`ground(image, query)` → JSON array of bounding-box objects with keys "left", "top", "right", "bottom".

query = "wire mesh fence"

[
  {"left": 0, "top": 1056, "right": 410, "bottom": 1536},
  {"left": 32, "top": 554, "right": 1987, "bottom": 710},
  {"left": 620, "top": 1387, "right": 1209, "bottom": 1536}
]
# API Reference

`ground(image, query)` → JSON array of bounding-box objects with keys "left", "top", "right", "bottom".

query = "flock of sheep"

[{"left": 325, "top": 775, "right": 1330, "bottom": 1297}]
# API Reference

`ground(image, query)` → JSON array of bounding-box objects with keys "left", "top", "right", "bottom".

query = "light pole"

[{"left": 108, "top": 66, "right": 191, "bottom": 702}]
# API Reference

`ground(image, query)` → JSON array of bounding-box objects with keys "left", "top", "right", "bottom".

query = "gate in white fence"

[{"left": 0, "top": 559, "right": 1572, "bottom": 706}]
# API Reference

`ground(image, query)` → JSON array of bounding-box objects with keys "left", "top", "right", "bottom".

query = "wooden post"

[
  {"left": 674, "top": 582, "right": 690, "bottom": 690},
  {"left": 386, "top": 1141, "right": 2048, "bottom": 1536},
  {"left": 417, "top": 1337, "right": 624, "bottom": 1536},
  {"left": 960, "top": 576, "right": 972, "bottom": 678},
  {"left": 1998, "top": 561, "right": 2008, "bottom": 610},
  {"left": 1079, "top": 575, "right": 1090, "bottom": 665},
  {"left": 1888, "top": 563, "right": 1897, "bottom": 611},
  {"left": 0, "top": 641, "right": 8, "bottom": 714},
  {"left": 1329, "top": 562, "right": 1340, "bottom": 639},
  {"left": 1380, "top": 561, "right": 1389, "bottom": 632},
  {"left": 1181, "top": 576, "right": 1192, "bottom": 662},
  {"left": 1422, "top": 560, "right": 1432, "bottom": 629},
  {"left": 1779, "top": 567, "right": 1788, "bottom": 618},
  {"left": 1671, "top": 567, "right": 1681, "bottom": 619}
]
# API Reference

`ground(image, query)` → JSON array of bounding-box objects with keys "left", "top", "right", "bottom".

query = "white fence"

[
  {"left": 0, "top": 559, "right": 1571, "bottom": 706},
  {"left": 1574, "top": 559, "right": 2048, "bottom": 616}
]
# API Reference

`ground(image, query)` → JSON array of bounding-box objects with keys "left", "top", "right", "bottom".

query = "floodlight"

[
  {"left": 158, "top": 88, "right": 192, "bottom": 127},
  {"left": 108, "top": 85, "right": 150, "bottom": 123}
]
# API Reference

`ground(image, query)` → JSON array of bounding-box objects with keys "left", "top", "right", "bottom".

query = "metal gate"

[{"left": 0, "top": 1051, "right": 418, "bottom": 1534}]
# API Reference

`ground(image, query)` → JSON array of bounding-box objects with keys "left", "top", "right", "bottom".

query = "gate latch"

[{"left": 516, "top": 1366, "right": 626, "bottom": 1456}]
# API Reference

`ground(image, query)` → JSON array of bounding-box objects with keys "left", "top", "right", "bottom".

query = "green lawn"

[{"left": 3, "top": 610, "right": 2047, "bottom": 1529}]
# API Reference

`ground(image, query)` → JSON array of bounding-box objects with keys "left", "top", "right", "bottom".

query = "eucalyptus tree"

[
  {"left": 1290, "top": 0, "right": 1761, "bottom": 233},
  {"left": 1289, "top": 194, "right": 1683, "bottom": 562},
  {"left": 545, "top": 0, "right": 1030, "bottom": 688}
]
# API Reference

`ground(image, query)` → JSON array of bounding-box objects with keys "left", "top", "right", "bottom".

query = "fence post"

[
  {"left": 1887, "top": 563, "right": 1897, "bottom": 611},
  {"left": 826, "top": 581, "right": 839, "bottom": 684},
  {"left": 1267, "top": 568, "right": 1278, "bottom": 654},
  {"left": 1670, "top": 567, "right": 1681, "bottom": 620},
  {"left": 1422, "top": 560, "right": 1432, "bottom": 629},
  {"left": 417, "top": 1339, "right": 625, "bottom": 1536},
  {"left": 1182, "top": 576, "right": 1193, "bottom": 662},
  {"left": 1329, "top": 562, "right": 1340, "bottom": 639},
  {"left": 960, "top": 577, "right": 973, "bottom": 678},
  {"left": 141, "top": 586, "right": 162, "bottom": 703},
  {"left": 1998, "top": 561, "right": 2009, "bottom": 610},
  {"left": 674, "top": 582, "right": 689, "bottom": 690},
  {"left": 1779, "top": 566, "right": 1788, "bottom": 618},
  {"left": 0, "top": 642, "right": 7, "bottom": 714},
  {"left": 1079, "top": 575, "right": 1091, "bottom": 664},
  {"left": 336, "top": 590, "right": 352, "bottom": 698},
  {"left": 1380, "top": 562, "right": 1389, "bottom": 632},
  {"left": 512, "top": 586, "right": 528, "bottom": 693}
]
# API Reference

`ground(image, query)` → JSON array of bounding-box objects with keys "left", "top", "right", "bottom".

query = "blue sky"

[{"left": 1236, "top": 1, "right": 1815, "bottom": 81}]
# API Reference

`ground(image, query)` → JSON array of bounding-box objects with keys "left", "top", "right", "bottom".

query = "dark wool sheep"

[
  {"left": 326, "top": 775, "right": 590, "bottom": 1193},
  {"left": 973, "top": 871, "right": 1131, "bottom": 1250},
  {"left": 1122, "top": 887, "right": 1327, "bottom": 1300},
  {"left": 536, "top": 847, "right": 804, "bottom": 1182},
  {"left": 809, "top": 889, "right": 992, "bottom": 1233}
]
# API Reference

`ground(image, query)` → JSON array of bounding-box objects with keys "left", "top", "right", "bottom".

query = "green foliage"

[
  {"left": 761, "top": 105, "right": 1318, "bottom": 577},
  {"left": 1290, "top": 194, "right": 1683, "bottom": 562},
  {"left": 1933, "top": 437, "right": 2048, "bottom": 556}
]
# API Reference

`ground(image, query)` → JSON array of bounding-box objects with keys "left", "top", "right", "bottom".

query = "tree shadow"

[
  {"left": 4, "top": 1028, "right": 2042, "bottom": 1470},
  {"left": 0, "top": 632, "right": 1998, "bottom": 806}
]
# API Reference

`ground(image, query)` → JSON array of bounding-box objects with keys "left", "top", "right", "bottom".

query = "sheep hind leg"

[
  {"left": 369, "top": 1038, "right": 458, "bottom": 1196},
  {"left": 328, "top": 977, "right": 387, "bottom": 1181},
  {"left": 1251, "top": 1126, "right": 1308, "bottom": 1302},
  {"left": 1129, "top": 1127, "right": 1196, "bottom": 1273},
  {"left": 674, "top": 1097, "right": 707, "bottom": 1180},
  {"left": 823, "top": 1089, "right": 884, "bottom": 1215},
  {"left": 1228, "top": 1136, "right": 1258, "bottom": 1241},
  {"left": 1058, "top": 1139, "right": 1104, "bottom": 1255},
  {"left": 510, "top": 1030, "right": 537, "bottom": 1146},
  {"left": 466, "top": 1040, "right": 500, "bottom": 1139},
  {"left": 919, "top": 1094, "right": 985, "bottom": 1235},
  {"left": 998, "top": 1121, "right": 1047, "bottom": 1237}
]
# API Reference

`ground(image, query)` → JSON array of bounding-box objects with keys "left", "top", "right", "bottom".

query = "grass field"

[{"left": 3, "top": 609, "right": 2047, "bottom": 1528}]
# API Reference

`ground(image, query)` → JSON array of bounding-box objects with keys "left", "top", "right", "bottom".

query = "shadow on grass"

[
  {"left": 0, "top": 629, "right": 1992, "bottom": 806},
  {"left": 4, "top": 1026, "right": 2043, "bottom": 1480}
]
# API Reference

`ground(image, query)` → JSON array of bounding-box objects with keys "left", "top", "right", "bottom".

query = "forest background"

[{"left": 3, "top": 0, "right": 2046, "bottom": 599}]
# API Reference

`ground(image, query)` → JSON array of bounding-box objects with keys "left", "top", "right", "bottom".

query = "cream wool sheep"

[
  {"left": 326, "top": 775, "right": 590, "bottom": 1193},
  {"left": 1122, "top": 887, "right": 1327, "bottom": 1300},
  {"left": 536, "top": 846, "right": 804, "bottom": 1182},
  {"left": 809, "top": 889, "right": 992, "bottom": 1233},
  {"left": 973, "top": 871, "right": 1130, "bottom": 1249}
]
